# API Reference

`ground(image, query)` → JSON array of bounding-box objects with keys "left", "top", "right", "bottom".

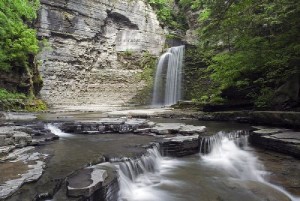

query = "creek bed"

[{"left": 3, "top": 118, "right": 300, "bottom": 201}]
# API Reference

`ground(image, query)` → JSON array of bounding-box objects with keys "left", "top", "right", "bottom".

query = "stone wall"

[{"left": 36, "top": 0, "right": 165, "bottom": 107}]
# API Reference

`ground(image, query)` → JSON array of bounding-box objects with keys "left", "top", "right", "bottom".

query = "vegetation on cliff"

[
  {"left": 147, "top": 0, "right": 188, "bottom": 30},
  {"left": 176, "top": 0, "right": 300, "bottom": 109},
  {"left": 0, "top": 0, "right": 39, "bottom": 72},
  {"left": 0, "top": 0, "right": 46, "bottom": 111}
]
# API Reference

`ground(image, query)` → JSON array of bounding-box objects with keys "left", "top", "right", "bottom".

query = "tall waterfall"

[{"left": 152, "top": 46, "right": 185, "bottom": 106}]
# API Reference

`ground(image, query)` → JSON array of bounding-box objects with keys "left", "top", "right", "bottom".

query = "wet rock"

[
  {"left": 67, "top": 168, "right": 108, "bottom": 198},
  {"left": 1, "top": 112, "right": 37, "bottom": 121},
  {"left": 0, "top": 146, "right": 15, "bottom": 157},
  {"left": 0, "top": 147, "right": 47, "bottom": 199},
  {"left": 250, "top": 127, "right": 300, "bottom": 158},
  {"left": 0, "top": 126, "right": 32, "bottom": 148},
  {"left": 160, "top": 135, "right": 200, "bottom": 157},
  {"left": 98, "top": 118, "right": 126, "bottom": 125},
  {"left": 151, "top": 123, "right": 207, "bottom": 135},
  {"left": 61, "top": 118, "right": 156, "bottom": 135},
  {"left": 66, "top": 163, "right": 119, "bottom": 200},
  {"left": 179, "top": 125, "right": 207, "bottom": 135},
  {"left": 151, "top": 123, "right": 184, "bottom": 135},
  {"left": 228, "top": 180, "right": 292, "bottom": 201}
]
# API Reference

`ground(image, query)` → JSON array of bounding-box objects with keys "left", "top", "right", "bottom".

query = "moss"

[
  {"left": 24, "top": 99, "right": 47, "bottom": 112},
  {"left": 0, "top": 88, "right": 47, "bottom": 111},
  {"left": 130, "top": 52, "right": 157, "bottom": 105}
]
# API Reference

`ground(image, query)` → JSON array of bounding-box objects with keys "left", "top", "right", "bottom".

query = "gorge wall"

[{"left": 36, "top": 0, "right": 165, "bottom": 108}]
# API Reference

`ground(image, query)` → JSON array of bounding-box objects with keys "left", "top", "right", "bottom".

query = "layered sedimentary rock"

[
  {"left": 249, "top": 127, "right": 300, "bottom": 158},
  {"left": 36, "top": 0, "right": 165, "bottom": 107}
]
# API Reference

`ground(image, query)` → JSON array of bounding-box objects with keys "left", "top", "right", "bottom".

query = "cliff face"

[{"left": 36, "top": 0, "right": 165, "bottom": 107}]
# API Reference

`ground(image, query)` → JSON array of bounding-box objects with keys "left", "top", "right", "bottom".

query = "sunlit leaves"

[
  {"left": 195, "top": 0, "right": 300, "bottom": 107},
  {"left": 0, "top": 0, "right": 40, "bottom": 72}
]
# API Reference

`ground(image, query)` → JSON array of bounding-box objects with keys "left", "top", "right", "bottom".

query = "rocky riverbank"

[
  {"left": 0, "top": 123, "right": 59, "bottom": 199},
  {"left": 250, "top": 127, "right": 300, "bottom": 159},
  {"left": 1, "top": 110, "right": 299, "bottom": 200},
  {"left": 106, "top": 108, "right": 300, "bottom": 128}
]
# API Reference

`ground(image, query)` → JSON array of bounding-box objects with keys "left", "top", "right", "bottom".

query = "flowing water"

[
  {"left": 5, "top": 121, "right": 300, "bottom": 201},
  {"left": 152, "top": 46, "right": 185, "bottom": 106},
  {"left": 117, "top": 132, "right": 300, "bottom": 201}
]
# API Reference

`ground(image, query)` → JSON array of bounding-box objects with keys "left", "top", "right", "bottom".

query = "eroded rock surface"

[
  {"left": 60, "top": 118, "right": 207, "bottom": 136},
  {"left": 66, "top": 163, "right": 119, "bottom": 200},
  {"left": 37, "top": 0, "right": 165, "bottom": 107},
  {"left": 250, "top": 126, "right": 300, "bottom": 158},
  {"left": 0, "top": 123, "right": 59, "bottom": 199},
  {"left": 161, "top": 135, "right": 200, "bottom": 157},
  {"left": 0, "top": 147, "right": 47, "bottom": 199}
]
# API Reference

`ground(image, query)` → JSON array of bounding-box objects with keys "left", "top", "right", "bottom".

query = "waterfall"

[
  {"left": 117, "top": 146, "right": 162, "bottom": 201},
  {"left": 201, "top": 131, "right": 300, "bottom": 201},
  {"left": 46, "top": 123, "right": 73, "bottom": 138},
  {"left": 152, "top": 46, "right": 185, "bottom": 106},
  {"left": 116, "top": 131, "right": 300, "bottom": 201}
]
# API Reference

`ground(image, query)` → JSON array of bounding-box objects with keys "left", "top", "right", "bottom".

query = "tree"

[
  {"left": 0, "top": 0, "right": 40, "bottom": 72},
  {"left": 194, "top": 0, "right": 300, "bottom": 107}
]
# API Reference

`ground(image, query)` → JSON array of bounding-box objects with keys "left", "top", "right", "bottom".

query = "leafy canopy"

[
  {"left": 192, "top": 0, "right": 299, "bottom": 106},
  {"left": 0, "top": 0, "right": 40, "bottom": 72}
]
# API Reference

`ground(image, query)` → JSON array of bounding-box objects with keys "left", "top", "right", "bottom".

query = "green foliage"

[
  {"left": 147, "top": 0, "right": 188, "bottom": 30},
  {"left": 0, "top": 88, "right": 26, "bottom": 100},
  {"left": 25, "top": 99, "right": 47, "bottom": 111},
  {"left": 131, "top": 52, "right": 157, "bottom": 105},
  {"left": 0, "top": 88, "right": 47, "bottom": 111},
  {"left": 194, "top": 0, "right": 300, "bottom": 107},
  {"left": 0, "top": 0, "right": 40, "bottom": 72}
]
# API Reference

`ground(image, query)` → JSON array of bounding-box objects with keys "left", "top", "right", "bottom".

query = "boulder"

[
  {"left": 67, "top": 168, "right": 108, "bottom": 198},
  {"left": 66, "top": 163, "right": 119, "bottom": 200}
]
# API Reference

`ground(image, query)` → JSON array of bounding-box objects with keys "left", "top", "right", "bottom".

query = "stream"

[
  {"left": 117, "top": 132, "right": 300, "bottom": 201},
  {"left": 5, "top": 118, "right": 300, "bottom": 201}
]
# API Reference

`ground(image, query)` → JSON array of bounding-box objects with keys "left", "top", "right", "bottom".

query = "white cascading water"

[
  {"left": 202, "top": 132, "right": 300, "bottom": 201},
  {"left": 117, "top": 131, "right": 300, "bottom": 201},
  {"left": 46, "top": 123, "right": 73, "bottom": 138},
  {"left": 152, "top": 46, "right": 185, "bottom": 106},
  {"left": 117, "top": 146, "right": 164, "bottom": 201}
]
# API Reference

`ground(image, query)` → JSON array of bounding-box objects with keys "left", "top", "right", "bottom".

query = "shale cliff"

[{"left": 36, "top": 0, "right": 165, "bottom": 107}]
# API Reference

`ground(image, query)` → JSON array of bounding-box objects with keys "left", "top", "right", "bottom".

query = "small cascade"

[
  {"left": 117, "top": 146, "right": 162, "bottom": 201},
  {"left": 46, "top": 124, "right": 73, "bottom": 138},
  {"left": 152, "top": 46, "right": 185, "bottom": 106},
  {"left": 199, "top": 130, "right": 248, "bottom": 154},
  {"left": 201, "top": 131, "right": 300, "bottom": 201}
]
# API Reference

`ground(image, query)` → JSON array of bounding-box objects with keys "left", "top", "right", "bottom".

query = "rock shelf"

[
  {"left": 0, "top": 123, "right": 59, "bottom": 200},
  {"left": 60, "top": 118, "right": 207, "bottom": 136},
  {"left": 249, "top": 126, "right": 300, "bottom": 158}
]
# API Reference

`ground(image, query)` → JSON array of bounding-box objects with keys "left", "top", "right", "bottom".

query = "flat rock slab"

[
  {"left": 67, "top": 163, "right": 118, "bottom": 199},
  {"left": 160, "top": 135, "right": 200, "bottom": 157},
  {"left": 61, "top": 119, "right": 207, "bottom": 137},
  {"left": 151, "top": 123, "right": 207, "bottom": 135},
  {"left": 61, "top": 118, "right": 156, "bottom": 134},
  {"left": 250, "top": 127, "right": 300, "bottom": 158},
  {"left": 0, "top": 147, "right": 47, "bottom": 199},
  {"left": 163, "top": 135, "right": 200, "bottom": 142},
  {"left": 252, "top": 128, "right": 291, "bottom": 135},
  {"left": 272, "top": 132, "right": 300, "bottom": 141},
  {"left": 67, "top": 167, "right": 108, "bottom": 197},
  {"left": 107, "top": 108, "right": 173, "bottom": 118},
  {"left": 98, "top": 118, "right": 126, "bottom": 125},
  {"left": 179, "top": 125, "right": 207, "bottom": 134},
  {"left": 151, "top": 123, "right": 184, "bottom": 135},
  {"left": 0, "top": 112, "right": 37, "bottom": 121}
]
